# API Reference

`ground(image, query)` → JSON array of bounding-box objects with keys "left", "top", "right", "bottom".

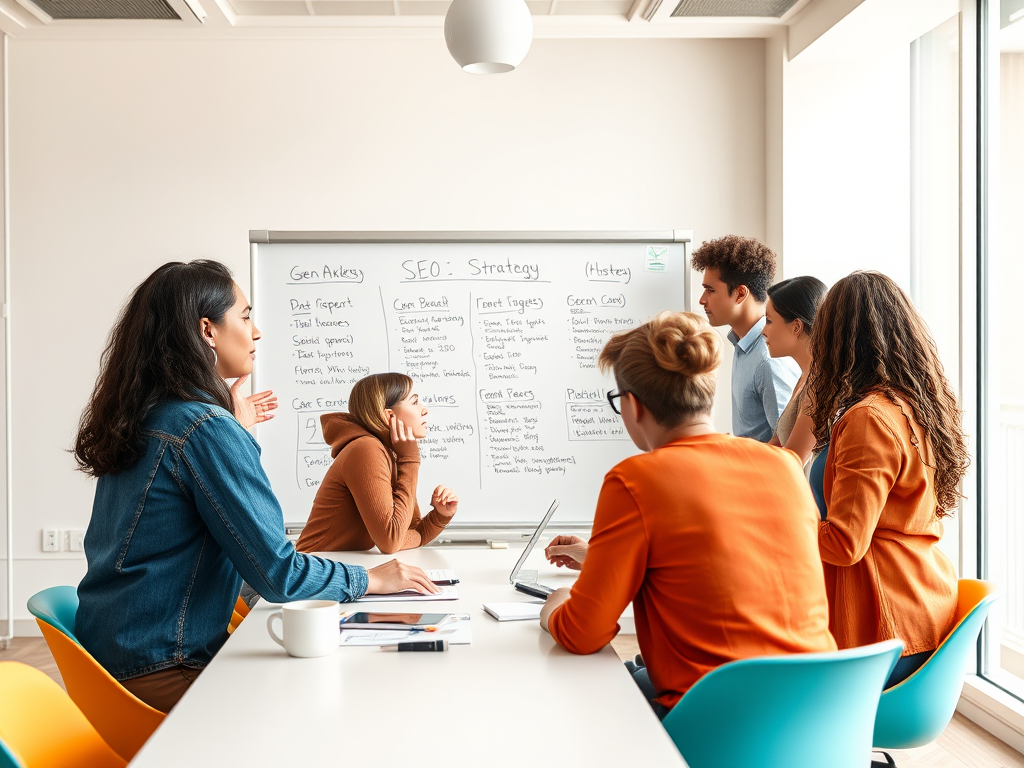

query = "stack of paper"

[{"left": 339, "top": 614, "right": 473, "bottom": 646}]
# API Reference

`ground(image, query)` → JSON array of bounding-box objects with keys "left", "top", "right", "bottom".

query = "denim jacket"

[{"left": 77, "top": 399, "right": 368, "bottom": 680}]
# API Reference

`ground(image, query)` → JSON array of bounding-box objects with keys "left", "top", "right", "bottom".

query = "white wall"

[
  {"left": 781, "top": 43, "right": 912, "bottom": 288},
  {"left": 0, "top": 36, "right": 767, "bottom": 627}
]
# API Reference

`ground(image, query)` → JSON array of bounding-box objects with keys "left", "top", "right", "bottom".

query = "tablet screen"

[{"left": 339, "top": 612, "right": 449, "bottom": 627}]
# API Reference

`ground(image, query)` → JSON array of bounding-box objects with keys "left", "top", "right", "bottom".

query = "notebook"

[{"left": 483, "top": 602, "right": 543, "bottom": 621}]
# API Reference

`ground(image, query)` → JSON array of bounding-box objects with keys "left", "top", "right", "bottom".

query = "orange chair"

[
  {"left": 0, "top": 661, "right": 127, "bottom": 768},
  {"left": 34, "top": 621, "right": 165, "bottom": 762},
  {"left": 227, "top": 595, "right": 252, "bottom": 634},
  {"left": 235, "top": 596, "right": 252, "bottom": 618}
]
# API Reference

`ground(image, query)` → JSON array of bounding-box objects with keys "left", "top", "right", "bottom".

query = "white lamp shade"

[{"left": 444, "top": 0, "right": 533, "bottom": 75}]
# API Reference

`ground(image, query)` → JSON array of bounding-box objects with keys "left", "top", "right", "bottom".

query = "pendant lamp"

[{"left": 444, "top": 0, "right": 534, "bottom": 74}]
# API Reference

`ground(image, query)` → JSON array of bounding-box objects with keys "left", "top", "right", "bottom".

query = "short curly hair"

[{"left": 690, "top": 235, "right": 777, "bottom": 303}]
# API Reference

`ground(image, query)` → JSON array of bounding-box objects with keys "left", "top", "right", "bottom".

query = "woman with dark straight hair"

[
  {"left": 74, "top": 260, "right": 436, "bottom": 713},
  {"left": 297, "top": 372, "right": 459, "bottom": 555},
  {"left": 807, "top": 270, "right": 968, "bottom": 688},
  {"left": 762, "top": 275, "right": 827, "bottom": 465}
]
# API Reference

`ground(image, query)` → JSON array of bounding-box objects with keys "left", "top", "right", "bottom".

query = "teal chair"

[
  {"left": 662, "top": 639, "right": 903, "bottom": 768},
  {"left": 1, "top": 738, "right": 21, "bottom": 768},
  {"left": 26, "top": 586, "right": 80, "bottom": 642},
  {"left": 873, "top": 579, "right": 999, "bottom": 759}
]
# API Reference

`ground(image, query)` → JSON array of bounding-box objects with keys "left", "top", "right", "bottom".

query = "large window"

[
  {"left": 980, "top": 0, "right": 1024, "bottom": 701},
  {"left": 910, "top": 14, "right": 962, "bottom": 570}
]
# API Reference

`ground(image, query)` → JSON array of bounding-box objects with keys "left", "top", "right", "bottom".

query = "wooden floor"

[
  {"left": 2, "top": 635, "right": 1022, "bottom": 767},
  {"left": 0, "top": 637, "right": 65, "bottom": 690}
]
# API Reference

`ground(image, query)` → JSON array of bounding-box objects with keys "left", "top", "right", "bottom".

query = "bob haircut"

[{"left": 348, "top": 373, "right": 414, "bottom": 443}]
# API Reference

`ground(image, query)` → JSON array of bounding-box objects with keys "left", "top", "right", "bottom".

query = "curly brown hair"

[
  {"left": 806, "top": 271, "right": 968, "bottom": 517},
  {"left": 690, "top": 235, "right": 777, "bottom": 302}
]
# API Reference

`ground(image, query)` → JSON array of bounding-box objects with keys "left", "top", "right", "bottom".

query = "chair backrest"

[
  {"left": 0, "top": 661, "right": 127, "bottom": 768},
  {"left": 234, "top": 595, "right": 252, "bottom": 619},
  {"left": 873, "top": 578, "right": 1000, "bottom": 749},
  {"left": 26, "top": 586, "right": 80, "bottom": 643},
  {"left": 35, "top": 620, "right": 165, "bottom": 763},
  {"left": 663, "top": 639, "right": 904, "bottom": 768},
  {"left": 228, "top": 595, "right": 250, "bottom": 634},
  {"left": 0, "top": 738, "right": 24, "bottom": 768}
]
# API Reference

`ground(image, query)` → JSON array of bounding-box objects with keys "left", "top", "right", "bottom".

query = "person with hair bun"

[
  {"left": 808, "top": 271, "right": 966, "bottom": 688},
  {"left": 297, "top": 373, "right": 458, "bottom": 555},
  {"left": 762, "top": 275, "right": 828, "bottom": 465},
  {"left": 540, "top": 311, "right": 835, "bottom": 718}
]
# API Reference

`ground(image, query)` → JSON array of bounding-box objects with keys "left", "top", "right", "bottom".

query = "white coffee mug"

[{"left": 266, "top": 599, "right": 340, "bottom": 658}]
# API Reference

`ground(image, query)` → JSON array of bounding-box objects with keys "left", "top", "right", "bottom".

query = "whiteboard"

[{"left": 250, "top": 231, "right": 691, "bottom": 529}]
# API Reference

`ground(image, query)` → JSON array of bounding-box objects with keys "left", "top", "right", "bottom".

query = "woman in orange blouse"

[
  {"left": 297, "top": 373, "right": 458, "bottom": 554},
  {"left": 540, "top": 311, "right": 836, "bottom": 718},
  {"left": 807, "top": 271, "right": 968, "bottom": 687}
]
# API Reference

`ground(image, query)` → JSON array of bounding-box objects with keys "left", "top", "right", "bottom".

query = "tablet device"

[{"left": 339, "top": 612, "right": 451, "bottom": 631}]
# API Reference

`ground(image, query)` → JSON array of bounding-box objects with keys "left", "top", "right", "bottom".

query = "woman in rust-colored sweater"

[
  {"left": 540, "top": 312, "right": 836, "bottom": 718},
  {"left": 297, "top": 373, "right": 458, "bottom": 554},
  {"left": 807, "top": 272, "right": 969, "bottom": 688}
]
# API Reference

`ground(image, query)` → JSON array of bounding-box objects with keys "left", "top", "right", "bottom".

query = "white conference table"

[{"left": 129, "top": 545, "right": 687, "bottom": 767}]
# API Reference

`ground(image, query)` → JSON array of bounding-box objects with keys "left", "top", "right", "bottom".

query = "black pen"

[
  {"left": 431, "top": 578, "right": 460, "bottom": 586},
  {"left": 382, "top": 639, "right": 449, "bottom": 652}
]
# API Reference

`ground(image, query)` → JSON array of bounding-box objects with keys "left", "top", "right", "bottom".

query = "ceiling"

[{"left": 0, "top": 0, "right": 817, "bottom": 38}]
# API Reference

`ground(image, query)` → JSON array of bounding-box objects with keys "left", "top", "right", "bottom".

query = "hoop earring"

[{"left": 208, "top": 344, "right": 218, "bottom": 368}]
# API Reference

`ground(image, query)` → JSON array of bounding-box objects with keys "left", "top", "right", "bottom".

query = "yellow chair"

[
  {"left": 0, "top": 661, "right": 127, "bottom": 768},
  {"left": 34, "top": 620, "right": 165, "bottom": 762}
]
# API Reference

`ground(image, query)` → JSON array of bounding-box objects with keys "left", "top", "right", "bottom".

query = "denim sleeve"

[
  {"left": 179, "top": 411, "right": 368, "bottom": 603},
  {"left": 760, "top": 357, "right": 797, "bottom": 432}
]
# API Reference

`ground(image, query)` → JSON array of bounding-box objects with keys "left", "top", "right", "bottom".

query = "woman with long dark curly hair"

[
  {"left": 807, "top": 271, "right": 968, "bottom": 688},
  {"left": 74, "top": 260, "right": 437, "bottom": 712}
]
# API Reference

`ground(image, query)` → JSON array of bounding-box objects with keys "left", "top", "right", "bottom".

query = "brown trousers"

[{"left": 122, "top": 665, "right": 202, "bottom": 713}]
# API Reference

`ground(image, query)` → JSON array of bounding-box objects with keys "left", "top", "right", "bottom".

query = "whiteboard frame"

[{"left": 249, "top": 230, "right": 693, "bottom": 538}]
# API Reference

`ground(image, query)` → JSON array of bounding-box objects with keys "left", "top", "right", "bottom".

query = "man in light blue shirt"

[{"left": 691, "top": 235, "right": 799, "bottom": 441}]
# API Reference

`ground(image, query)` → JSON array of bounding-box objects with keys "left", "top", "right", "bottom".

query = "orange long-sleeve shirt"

[
  {"left": 296, "top": 414, "right": 451, "bottom": 554},
  {"left": 548, "top": 433, "right": 836, "bottom": 709},
  {"left": 818, "top": 393, "right": 957, "bottom": 654}
]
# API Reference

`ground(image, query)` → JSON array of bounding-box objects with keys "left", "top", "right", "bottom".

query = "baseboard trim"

[
  {"left": 0, "top": 618, "right": 42, "bottom": 639},
  {"left": 958, "top": 675, "right": 1024, "bottom": 755}
]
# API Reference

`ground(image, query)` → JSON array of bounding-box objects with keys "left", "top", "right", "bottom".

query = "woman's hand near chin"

[
  {"left": 431, "top": 485, "right": 459, "bottom": 518},
  {"left": 389, "top": 413, "right": 420, "bottom": 458}
]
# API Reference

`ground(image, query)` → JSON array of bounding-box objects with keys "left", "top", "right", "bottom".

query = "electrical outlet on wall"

[
  {"left": 67, "top": 529, "right": 85, "bottom": 552},
  {"left": 42, "top": 529, "right": 61, "bottom": 552}
]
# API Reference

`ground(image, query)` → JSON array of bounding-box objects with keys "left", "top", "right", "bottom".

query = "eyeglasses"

[{"left": 607, "top": 389, "right": 627, "bottom": 415}]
